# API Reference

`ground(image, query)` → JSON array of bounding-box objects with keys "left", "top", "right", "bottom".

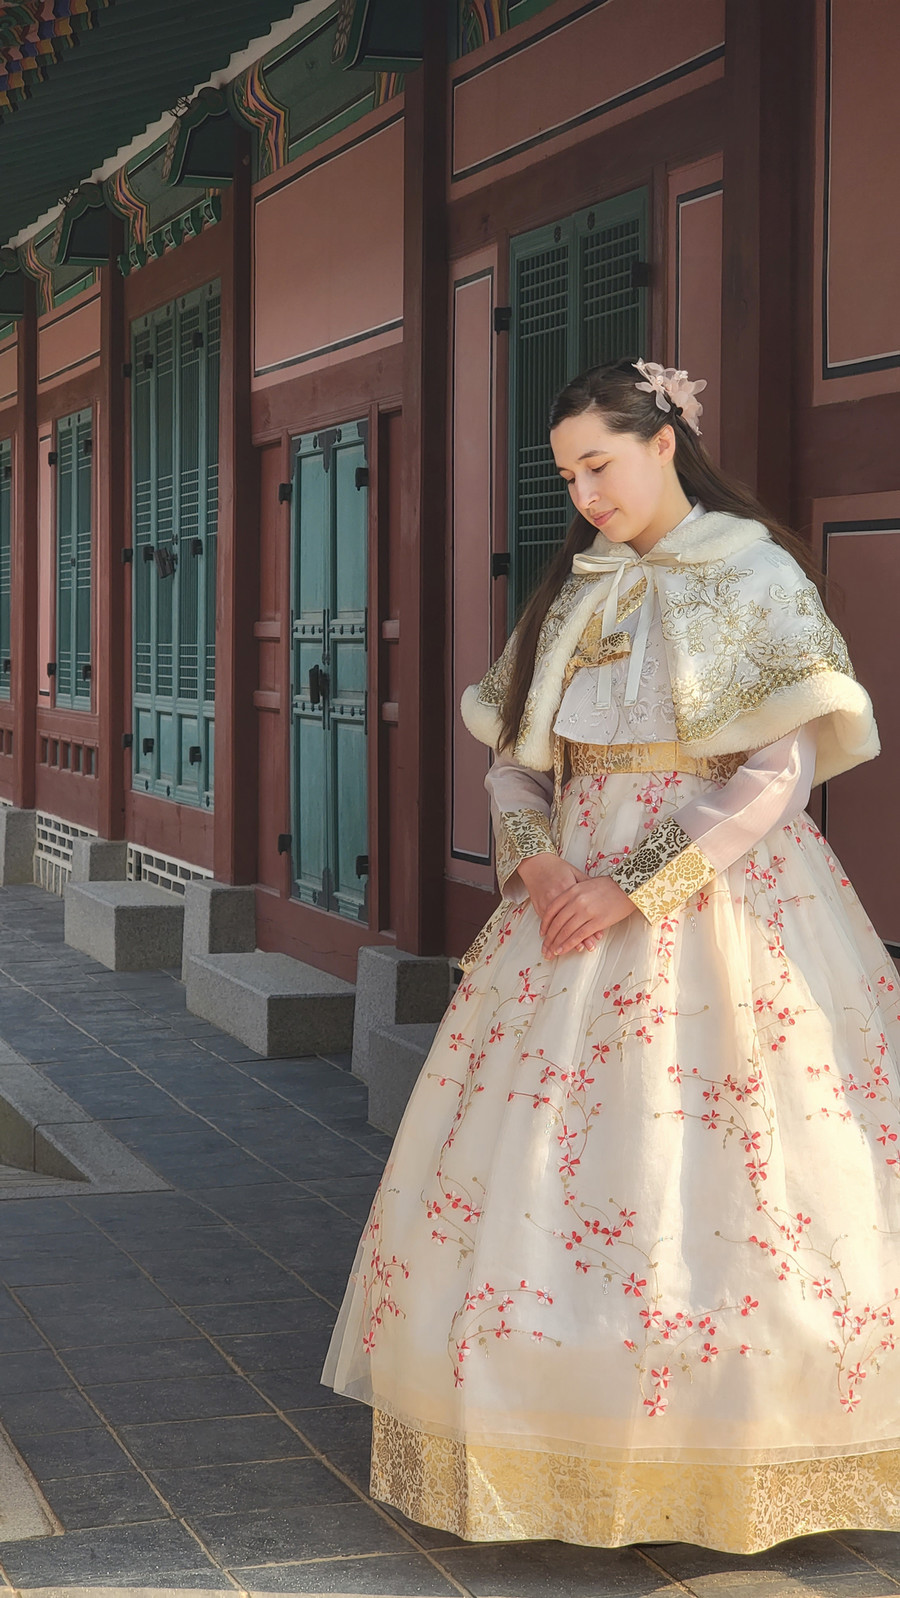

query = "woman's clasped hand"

[{"left": 516, "top": 850, "right": 636, "bottom": 959}]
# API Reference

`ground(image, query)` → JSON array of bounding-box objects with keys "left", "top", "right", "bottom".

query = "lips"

[{"left": 590, "top": 508, "right": 616, "bottom": 527}]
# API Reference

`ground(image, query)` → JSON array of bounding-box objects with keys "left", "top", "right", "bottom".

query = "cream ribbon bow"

[{"left": 569, "top": 550, "right": 660, "bottom": 709}]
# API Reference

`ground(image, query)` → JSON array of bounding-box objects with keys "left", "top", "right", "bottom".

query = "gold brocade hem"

[
  {"left": 370, "top": 1411, "right": 900, "bottom": 1555},
  {"left": 566, "top": 740, "right": 748, "bottom": 780},
  {"left": 495, "top": 807, "right": 555, "bottom": 893},
  {"left": 610, "top": 814, "right": 717, "bottom": 922}
]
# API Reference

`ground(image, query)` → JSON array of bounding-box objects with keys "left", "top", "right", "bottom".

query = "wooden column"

[
  {"left": 11, "top": 280, "right": 37, "bottom": 811},
  {"left": 395, "top": 8, "right": 449, "bottom": 955},
  {"left": 97, "top": 226, "right": 127, "bottom": 840},
  {"left": 720, "top": 0, "right": 800, "bottom": 518},
  {"left": 214, "top": 133, "right": 259, "bottom": 883}
]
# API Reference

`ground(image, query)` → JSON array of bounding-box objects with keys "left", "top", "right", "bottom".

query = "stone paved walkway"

[{"left": 0, "top": 885, "right": 898, "bottom": 1596}]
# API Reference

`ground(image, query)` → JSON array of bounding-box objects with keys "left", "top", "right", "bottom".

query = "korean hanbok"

[{"left": 322, "top": 505, "right": 900, "bottom": 1554}]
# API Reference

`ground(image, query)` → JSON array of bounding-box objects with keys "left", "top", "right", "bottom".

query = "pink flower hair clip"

[{"left": 633, "top": 359, "right": 707, "bottom": 436}]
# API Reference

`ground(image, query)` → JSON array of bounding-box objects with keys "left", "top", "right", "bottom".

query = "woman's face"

[{"left": 549, "top": 408, "right": 678, "bottom": 547}]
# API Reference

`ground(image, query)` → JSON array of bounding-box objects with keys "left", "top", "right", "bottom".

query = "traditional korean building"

[{"left": 0, "top": 0, "right": 896, "bottom": 1013}]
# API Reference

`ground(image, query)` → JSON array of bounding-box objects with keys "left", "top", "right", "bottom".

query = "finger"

[
  {"left": 545, "top": 910, "right": 599, "bottom": 954},
  {"left": 539, "top": 890, "right": 578, "bottom": 939}
]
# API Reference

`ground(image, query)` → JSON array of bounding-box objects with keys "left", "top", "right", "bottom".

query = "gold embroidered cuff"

[
  {"left": 610, "top": 815, "right": 715, "bottom": 922},
  {"left": 495, "top": 807, "right": 555, "bottom": 892}
]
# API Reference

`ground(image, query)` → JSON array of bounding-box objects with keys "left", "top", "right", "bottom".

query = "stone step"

[
  {"left": 367, "top": 1020, "right": 440, "bottom": 1136},
  {"left": 64, "top": 881, "right": 184, "bottom": 971},
  {"left": 184, "top": 950, "right": 355, "bottom": 1058}
]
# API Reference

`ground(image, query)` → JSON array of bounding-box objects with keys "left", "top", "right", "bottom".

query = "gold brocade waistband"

[{"left": 564, "top": 740, "right": 749, "bottom": 781}]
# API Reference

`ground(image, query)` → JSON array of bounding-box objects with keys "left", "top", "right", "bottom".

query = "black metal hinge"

[
  {"left": 491, "top": 551, "right": 511, "bottom": 579},
  {"left": 278, "top": 482, "right": 292, "bottom": 504},
  {"left": 46, "top": 661, "right": 56, "bottom": 676},
  {"left": 122, "top": 732, "right": 133, "bottom": 750},
  {"left": 630, "top": 260, "right": 652, "bottom": 289},
  {"left": 121, "top": 548, "right": 133, "bottom": 564},
  {"left": 47, "top": 451, "right": 58, "bottom": 467},
  {"left": 494, "top": 306, "right": 512, "bottom": 334},
  {"left": 354, "top": 466, "right": 369, "bottom": 491},
  {"left": 122, "top": 362, "right": 133, "bottom": 379},
  {"left": 277, "top": 833, "right": 292, "bottom": 855}
]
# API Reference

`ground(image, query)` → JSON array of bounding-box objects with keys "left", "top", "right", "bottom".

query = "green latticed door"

[
  {"left": 131, "top": 282, "right": 219, "bottom": 807},
  {"left": 0, "top": 438, "right": 10, "bottom": 701},
  {"left": 291, "top": 421, "right": 368, "bottom": 921},
  {"left": 508, "top": 187, "right": 649, "bottom": 620},
  {"left": 55, "top": 408, "right": 93, "bottom": 709}
]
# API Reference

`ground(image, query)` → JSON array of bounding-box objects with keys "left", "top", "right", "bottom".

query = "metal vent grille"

[
  {"left": 126, "top": 844, "right": 211, "bottom": 897},
  {"left": 34, "top": 812, "right": 96, "bottom": 896}
]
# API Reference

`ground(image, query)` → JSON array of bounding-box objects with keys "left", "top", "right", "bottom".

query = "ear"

[{"left": 655, "top": 423, "right": 677, "bottom": 465}]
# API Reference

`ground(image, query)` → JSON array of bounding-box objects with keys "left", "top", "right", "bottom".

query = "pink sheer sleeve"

[
  {"left": 484, "top": 751, "right": 555, "bottom": 901},
  {"left": 610, "top": 723, "right": 819, "bottom": 921},
  {"left": 674, "top": 723, "right": 818, "bottom": 873}
]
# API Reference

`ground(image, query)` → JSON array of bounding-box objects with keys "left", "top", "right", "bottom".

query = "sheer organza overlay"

[{"left": 323, "top": 768, "right": 900, "bottom": 1489}]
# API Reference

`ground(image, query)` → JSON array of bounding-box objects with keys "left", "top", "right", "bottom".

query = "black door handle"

[{"left": 308, "top": 664, "right": 330, "bottom": 705}]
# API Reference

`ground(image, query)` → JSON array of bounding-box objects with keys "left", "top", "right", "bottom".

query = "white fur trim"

[
  {"left": 460, "top": 682, "right": 503, "bottom": 748},
  {"left": 691, "top": 674, "right": 879, "bottom": 786}
]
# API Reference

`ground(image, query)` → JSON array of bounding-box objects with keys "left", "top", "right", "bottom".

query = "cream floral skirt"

[{"left": 322, "top": 765, "right": 900, "bottom": 1553}]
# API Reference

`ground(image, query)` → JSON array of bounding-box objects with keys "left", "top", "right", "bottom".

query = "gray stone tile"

[
  {"left": 143, "top": 1150, "right": 279, "bottom": 1189},
  {"left": 152, "top": 1456, "right": 353, "bottom": 1516},
  {"left": 0, "top": 1309, "right": 46, "bottom": 1353},
  {"left": 0, "top": 1518, "right": 218, "bottom": 1586},
  {"left": 833, "top": 1531, "right": 900, "bottom": 1578},
  {"left": 186, "top": 1297, "right": 332, "bottom": 1338},
  {"left": 41, "top": 1469, "right": 169, "bottom": 1530},
  {"left": 25, "top": 1305, "right": 199, "bottom": 1349},
  {"left": 257, "top": 1369, "right": 352, "bottom": 1414},
  {"left": 18, "top": 1276, "right": 172, "bottom": 1317},
  {"left": 300, "top": 1174, "right": 382, "bottom": 1222},
  {"left": 442, "top": 1541, "right": 682, "bottom": 1596},
  {"left": 287, "top": 1403, "right": 372, "bottom": 1461},
  {"left": 649, "top": 1535, "right": 880, "bottom": 1589},
  {"left": 188, "top": 1501, "right": 409, "bottom": 1566},
  {"left": 14, "top": 1425, "right": 133, "bottom": 1481},
  {"left": 0, "top": 1200, "right": 90, "bottom": 1237},
  {"left": 57, "top": 1077, "right": 180, "bottom": 1119},
  {"left": 152, "top": 1259, "right": 301, "bottom": 1307},
  {"left": 86, "top": 1375, "right": 267, "bottom": 1426},
  {"left": 0, "top": 1385, "right": 101, "bottom": 1436},
  {"left": 216, "top": 1329, "right": 335, "bottom": 1372},
  {"left": 0, "top": 1348, "right": 72, "bottom": 1394},
  {"left": 190, "top": 1186, "right": 320, "bottom": 1227},
  {"left": 63, "top": 1338, "right": 231, "bottom": 1387},
  {"left": 121, "top": 1415, "right": 304, "bottom": 1471},
  {"left": 237, "top": 1553, "right": 459, "bottom": 1595}
]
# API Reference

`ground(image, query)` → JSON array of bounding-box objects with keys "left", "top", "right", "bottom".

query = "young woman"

[{"left": 322, "top": 357, "right": 900, "bottom": 1554}]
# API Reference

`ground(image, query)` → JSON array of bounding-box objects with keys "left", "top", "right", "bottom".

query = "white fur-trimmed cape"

[{"left": 460, "top": 511, "right": 879, "bottom": 787}]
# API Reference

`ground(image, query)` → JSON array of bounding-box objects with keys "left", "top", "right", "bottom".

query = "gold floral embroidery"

[
  {"left": 661, "top": 561, "right": 854, "bottom": 743},
  {"left": 477, "top": 576, "right": 647, "bottom": 716},
  {"left": 566, "top": 741, "right": 748, "bottom": 780},
  {"left": 370, "top": 1411, "right": 900, "bottom": 1555},
  {"left": 458, "top": 899, "right": 514, "bottom": 974},
  {"left": 495, "top": 807, "right": 555, "bottom": 891},
  {"left": 610, "top": 815, "right": 716, "bottom": 921},
  {"left": 561, "top": 625, "right": 631, "bottom": 692}
]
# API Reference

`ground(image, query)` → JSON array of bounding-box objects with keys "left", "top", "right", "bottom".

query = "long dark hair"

[{"left": 498, "top": 358, "right": 825, "bottom": 753}]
